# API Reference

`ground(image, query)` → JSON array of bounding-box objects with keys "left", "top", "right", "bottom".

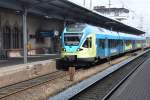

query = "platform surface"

[
  {"left": 108, "top": 55, "right": 150, "bottom": 100},
  {"left": 0, "top": 54, "right": 59, "bottom": 67}
]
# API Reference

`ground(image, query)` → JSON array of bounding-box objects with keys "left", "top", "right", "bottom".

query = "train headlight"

[
  {"left": 77, "top": 48, "right": 83, "bottom": 51},
  {"left": 61, "top": 48, "right": 66, "bottom": 51}
]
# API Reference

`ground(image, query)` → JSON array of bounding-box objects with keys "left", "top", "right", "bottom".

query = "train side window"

[
  {"left": 112, "top": 40, "right": 115, "bottom": 48},
  {"left": 99, "top": 39, "right": 105, "bottom": 49},
  {"left": 119, "top": 40, "right": 122, "bottom": 46},
  {"left": 118, "top": 40, "right": 121, "bottom": 45},
  {"left": 125, "top": 40, "right": 130, "bottom": 46},
  {"left": 121, "top": 40, "right": 123, "bottom": 45},
  {"left": 115, "top": 40, "right": 117, "bottom": 47},
  {"left": 108, "top": 39, "right": 111, "bottom": 48},
  {"left": 83, "top": 37, "right": 92, "bottom": 48},
  {"left": 108, "top": 39, "right": 120, "bottom": 48},
  {"left": 108, "top": 39, "right": 113, "bottom": 48}
]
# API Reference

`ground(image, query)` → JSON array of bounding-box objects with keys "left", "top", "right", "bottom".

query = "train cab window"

[
  {"left": 64, "top": 33, "right": 82, "bottom": 46},
  {"left": 83, "top": 37, "right": 92, "bottom": 48}
]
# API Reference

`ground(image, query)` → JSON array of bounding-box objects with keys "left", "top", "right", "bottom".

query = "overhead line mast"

[
  {"left": 108, "top": 0, "right": 112, "bottom": 13},
  {"left": 83, "top": 0, "right": 86, "bottom": 7}
]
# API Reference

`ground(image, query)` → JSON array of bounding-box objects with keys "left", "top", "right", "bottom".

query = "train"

[{"left": 60, "top": 23, "right": 145, "bottom": 62}]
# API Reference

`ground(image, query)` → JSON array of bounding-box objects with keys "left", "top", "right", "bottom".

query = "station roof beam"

[{"left": 0, "top": 0, "right": 145, "bottom": 34}]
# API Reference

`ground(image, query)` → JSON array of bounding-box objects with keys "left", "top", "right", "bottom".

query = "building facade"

[{"left": 0, "top": 8, "right": 64, "bottom": 57}]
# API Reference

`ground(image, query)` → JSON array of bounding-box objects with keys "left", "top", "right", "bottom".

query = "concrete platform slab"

[
  {"left": 0, "top": 54, "right": 59, "bottom": 67},
  {"left": 0, "top": 59, "right": 56, "bottom": 88},
  {"left": 108, "top": 53, "right": 150, "bottom": 100}
]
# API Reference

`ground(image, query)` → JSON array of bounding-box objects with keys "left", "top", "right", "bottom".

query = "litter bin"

[{"left": 0, "top": 50, "right": 8, "bottom": 60}]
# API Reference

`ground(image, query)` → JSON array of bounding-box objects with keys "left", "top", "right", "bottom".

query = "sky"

[{"left": 69, "top": 0, "right": 150, "bottom": 35}]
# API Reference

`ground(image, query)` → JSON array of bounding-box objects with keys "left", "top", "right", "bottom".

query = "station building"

[{"left": 0, "top": 8, "right": 64, "bottom": 56}]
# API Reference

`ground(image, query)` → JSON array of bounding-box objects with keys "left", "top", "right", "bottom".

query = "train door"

[
  {"left": 123, "top": 40, "right": 125, "bottom": 52},
  {"left": 105, "top": 38, "right": 108, "bottom": 57},
  {"left": 97, "top": 38, "right": 106, "bottom": 58},
  {"left": 83, "top": 37, "right": 92, "bottom": 54},
  {"left": 132, "top": 40, "right": 136, "bottom": 50},
  {"left": 119, "top": 40, "right": 124, "bottom": 53}
]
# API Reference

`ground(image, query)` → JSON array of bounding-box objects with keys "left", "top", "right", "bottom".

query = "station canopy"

[{"left": 0, "top": 0, "right": 145, "bottom": 35}]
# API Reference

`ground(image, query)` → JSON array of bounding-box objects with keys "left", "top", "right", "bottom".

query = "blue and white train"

[{"left": 61, "top": 23, "right": 145, "bottom": 62}]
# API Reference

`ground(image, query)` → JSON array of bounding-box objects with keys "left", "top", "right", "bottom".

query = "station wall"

[{"left": 0, "top": 8, "right": 64, "bottom": 56}]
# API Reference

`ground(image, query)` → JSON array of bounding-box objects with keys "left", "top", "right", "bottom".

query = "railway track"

[
  {"left": 71, "top": 50, "right": 150, "bottom": 100},
  {"left": 0, "top": 48, "right": 149, "bottom": 99},
  {"left": 0, "top": 70, "right": 66, "bottom": 99}
]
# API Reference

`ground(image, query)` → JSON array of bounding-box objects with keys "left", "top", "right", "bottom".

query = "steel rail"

[{"left": 0, "top": 70, "right": 66, "bottom": 99}]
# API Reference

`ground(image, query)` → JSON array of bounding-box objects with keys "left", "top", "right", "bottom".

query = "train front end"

[{"left": 61, "top": 23, "right": 96, "bottom": 62}]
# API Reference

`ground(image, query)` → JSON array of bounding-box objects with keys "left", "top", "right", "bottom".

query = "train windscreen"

[{"left": 64, "top": 33, "right": 82, "bottom": 46}]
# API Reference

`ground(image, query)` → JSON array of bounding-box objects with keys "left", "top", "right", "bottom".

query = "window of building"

[
  {"left": 2, "top": 26, "right": 23, "bottom": 49},
  {"left": 3, "top": 26, "right": 11, "bottom": 49}
]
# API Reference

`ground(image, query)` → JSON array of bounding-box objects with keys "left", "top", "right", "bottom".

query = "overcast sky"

[{"left": 69, "top": 0, "right": 150, "bottom": 34}]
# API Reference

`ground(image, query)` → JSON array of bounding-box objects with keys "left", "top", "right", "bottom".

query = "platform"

[
  {"left": 0, "top": 50, "right": 147, "bottom": 100},
  {"left": 108, "top": 54, "right": 150, "bottom": 100},
  {"left": 0, "top": 54, "right": 59, "bottom": 67},
  {"left": 0, "top": 57, "right": 57, "bottom": 88},
  {"left": 0, "top": 54, "right": 130, "bottom": 100}
]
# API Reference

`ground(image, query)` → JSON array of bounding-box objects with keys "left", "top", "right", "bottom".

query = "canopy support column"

[{"left": 23, "top": 8, "right": 28, "bottom": 63}]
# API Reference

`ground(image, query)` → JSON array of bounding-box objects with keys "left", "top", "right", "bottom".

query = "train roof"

[
  {"left": 86, "top": 24, "right": 145, "bottom": 40},
  {"left": 63, "top": 23, "right": 145, "bottom": 40},
  {"left": 119, "top": 32, "right": 144, "bottom": 40}
]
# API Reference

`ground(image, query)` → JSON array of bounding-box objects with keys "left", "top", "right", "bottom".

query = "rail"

[
  {"left": 71, "top": 49, "right": 150, "bottom": 100},
  {"left": 49, "top": 48, "right": 150, "bottom": 100},
  {"left": 0, "top": 71, "right": 66, "bottom": 99}
]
